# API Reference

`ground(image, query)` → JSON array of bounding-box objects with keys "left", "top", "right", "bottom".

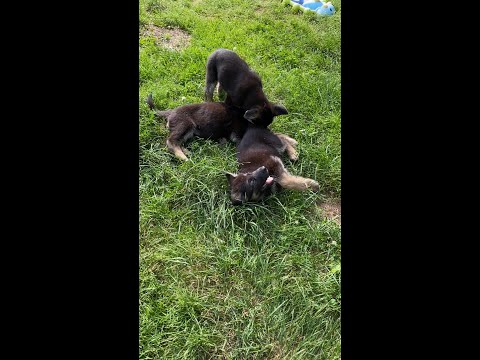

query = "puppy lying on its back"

[
  {"left": 226, "top": 126, "right": 319, "bottom": 205},
  {"left": 205, "top": 48, "right": 288, "bottom": 127}
]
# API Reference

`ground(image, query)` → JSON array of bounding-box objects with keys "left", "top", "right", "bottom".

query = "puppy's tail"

[
  {"left": 146, "top": 93, "right": 172, "bottom": 119},
  {"left": 146, "top": 93, "right": 156, "bottom": 110}
]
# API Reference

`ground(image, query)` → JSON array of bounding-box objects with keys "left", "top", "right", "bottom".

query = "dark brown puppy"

[
  {"left": 226, "top": 126, "right": 318, "bottom": 205},
  {"left": 205, "top": 48, "right": 288, "bottom": 127},
  {"left": 147, "top": 94, "right": 248, "bottom": 161}
]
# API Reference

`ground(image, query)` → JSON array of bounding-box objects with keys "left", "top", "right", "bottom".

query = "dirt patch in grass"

[
  {"left": 318, "top": 199, "right": 341, "bottom": 225},
  {"left": 255, "top": 5, "right": 267, "bottom": 15},
  {"left": 142, "top": 25, "right": 191, "bottom": 51}
]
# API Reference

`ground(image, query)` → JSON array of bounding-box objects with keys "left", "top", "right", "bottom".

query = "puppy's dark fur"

[
  {"left": 226, "top": 126, "right": 319, "bottom": 205},
  {"left": 205, "top": 48, "right": 288, "bottom": 127},
  {"left": 147, "top": 94, "right": 248, "bottom": 161}
]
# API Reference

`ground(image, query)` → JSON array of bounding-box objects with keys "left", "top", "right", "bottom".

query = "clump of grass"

[
  {"left": 139, "top": 0, "right": 341, "bottom": 358},
  {"left": 146, "top": 0, "right": 165, "bottom": 14},
  {"left": 292, "top": 3, "right": 302, "bottom": 14},
  {"left": 304, "top": 8, "right": 319, "bottom": 21}
]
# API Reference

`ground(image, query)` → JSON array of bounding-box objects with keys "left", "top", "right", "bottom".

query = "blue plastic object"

[
  {"left": 288, "top": 0, "right": 336, "bottom": 16},
  {"left": 316, "top": 2, "right": 336, "bottom": 16},
  {"left": 303, "top": 2, "right": 322, "bottom": 11}
]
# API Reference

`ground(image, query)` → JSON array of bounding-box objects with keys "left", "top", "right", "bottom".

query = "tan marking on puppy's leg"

[
  {"left": 276, "top": 134, "right": 298, "bottom": 161},
  {"left": 277, "top": 173, "right": 319, "bottom": 192},
  {"left": 285, "top": 142, "right": 298, "bottom": 161},
  {"left": 275, "top": 133, "right": 298, "bottom": 146},
  {"left": 166, "top": 139, "right": 188, "bottom": 161}
]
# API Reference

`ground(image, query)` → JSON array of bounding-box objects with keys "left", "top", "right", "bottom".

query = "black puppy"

[
  {"left": 226, "top": 126, "right": 318, "bottom": 205},
  {"left": 205, "top": 48, "right": 288, "bottom": 127},
  {"left": 147, "top": 94, "right": 248, "bottom": 161}
]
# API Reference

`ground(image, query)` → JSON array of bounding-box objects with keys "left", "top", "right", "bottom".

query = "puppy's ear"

[
  {"left": 244, "top": 108, "right": 261, "bottom": 123},
  {"left": 271, "top": 103, "right": 288, "bottom": 116},
  {"left": 225, "top": 172, "right": 237, "bottom": 185}
]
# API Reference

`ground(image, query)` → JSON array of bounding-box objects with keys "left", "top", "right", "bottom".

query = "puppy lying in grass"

[
  {"left": 146, "top": 94, "right": 289, "bottom": 161},
  {"left": 226, "top": 126, "right": 319, "bottom": 205},
  {"left": 205, "top": 48, "right": 288, "bottom": 127}
]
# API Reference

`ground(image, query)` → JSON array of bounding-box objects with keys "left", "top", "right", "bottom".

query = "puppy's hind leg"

[
  {"left": 217, "top": 83, "right": 227, "bottom": 102},
  {"left": 167, "top": 133, "right": 194, "bottom": 161},
  {"left": 167, "top": 120, "right": 196, "bottom": 161},
  {"left": 166, "top": 138, "right": 188, "bottom": 161},
  {"left": 205, "top": 56, "right": 218, "bottom": 102}
]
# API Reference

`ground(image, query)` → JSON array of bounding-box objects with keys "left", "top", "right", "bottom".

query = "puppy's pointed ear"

[
  {"left": 244, "top": 109, "right": 260, "bottom": 123},
  {"left": 271, "top": 103, "right": 288, "bottom": 116},
  {"left": 225, "top": 172, "right": 237, "bottom": 184}
]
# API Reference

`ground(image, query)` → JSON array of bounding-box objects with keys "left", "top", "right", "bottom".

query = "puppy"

[
  {"left": 204, "top": 48, "right": 288, "bottom": 127},
  {"left": 226, "top": 126, "right": 319, "bottom": 205},
  {"left": 147, "top": 94, "right": 248, "bottom": 161}
]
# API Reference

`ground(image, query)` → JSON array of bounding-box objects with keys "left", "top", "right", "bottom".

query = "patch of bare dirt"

[
  {"left": 318, "top": 199, "right": 341, "bottom": 225},
  {"left": 141, "top": 25, "right": 191, "bottom": 51},
  {"left": 255, "top": 5, "right": 267, "bottom": 14}
]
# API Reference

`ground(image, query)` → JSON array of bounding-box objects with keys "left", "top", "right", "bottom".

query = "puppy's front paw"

[
  {"left": 289, "top": 150, "right": 299, "bottom": 161},
  {"left": 308, "top": 180, "right": 320, "bottom": 192}
]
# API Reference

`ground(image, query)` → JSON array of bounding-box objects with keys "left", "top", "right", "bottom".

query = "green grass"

[{"left": 139, "top": 0, "right": 341, "bottom": 358}]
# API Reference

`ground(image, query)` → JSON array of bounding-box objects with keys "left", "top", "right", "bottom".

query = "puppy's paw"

[
  {"left": 181, "top": 147, "right": 191, "bottom": 156},
  {"left": 289, "top": 150, "right": 299, "bottom": 162},
  {"left": 308, "top": 180, "right": 320, "bottom": 192}
]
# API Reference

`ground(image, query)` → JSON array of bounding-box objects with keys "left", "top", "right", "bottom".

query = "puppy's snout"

[
  {"left": 255, "top": 166, "right": 268, "bottom": 177},
  {"left": 231, "top": 199, "right": 243, "bottom": 206}
]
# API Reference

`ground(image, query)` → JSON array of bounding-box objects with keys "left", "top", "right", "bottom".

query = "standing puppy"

[{"left": 205, "top": 48, "right": 288, "bottom": 127}]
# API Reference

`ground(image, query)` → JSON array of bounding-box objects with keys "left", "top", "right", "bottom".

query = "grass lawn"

[{"left": 139, "top": 0, "right": 341, "bottom": 358}]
